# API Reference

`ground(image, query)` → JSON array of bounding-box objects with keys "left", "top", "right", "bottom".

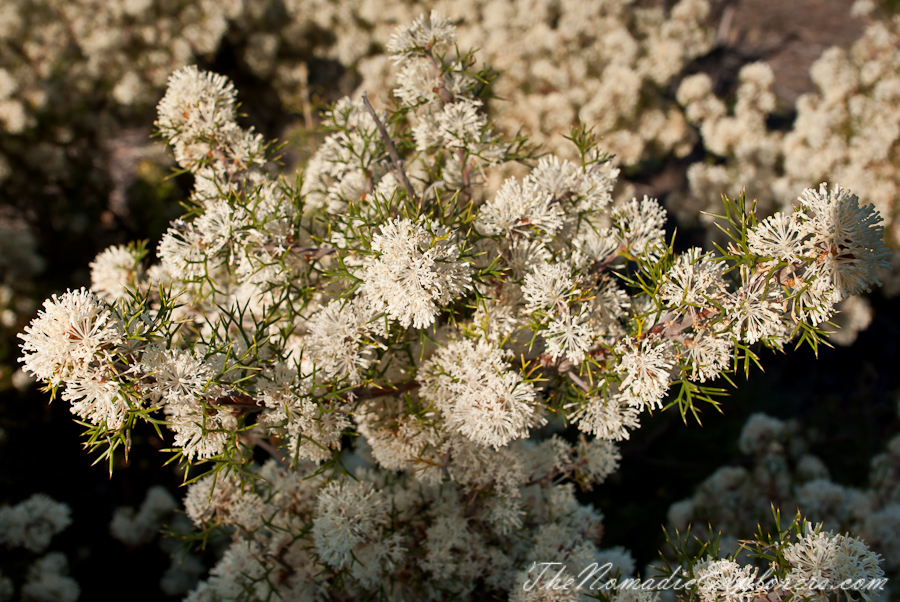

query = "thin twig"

[
  {"left": 566, "top": 370, "right": 591, "bottom": 393},
  {"left": 241, "top": 432, "right": 290, "bottom": 468},
  {"left": 589, "top": 244, "right": 627, "bottom": 274},
  {"left": 422, "top": 179, "right": 446, "bottom": 203},
  {"left": 262, "top": 244, "right": 336, "bottom": 260},
  {"left": 360, "top": 92, "right": 417, "bottom": 205}
]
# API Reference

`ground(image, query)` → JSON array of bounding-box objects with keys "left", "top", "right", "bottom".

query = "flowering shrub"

[{"left": 16, "top": 12, "right": 892, "bottom": 602}]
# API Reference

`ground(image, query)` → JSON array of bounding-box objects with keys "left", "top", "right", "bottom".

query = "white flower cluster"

[
  {"left": 692, "top": 557, "right": 767, "bottom": 602},
  {"left": 155, "top": 66, "right": 267, "bottom": 176},
  {"left": 692, "top": 530, "right": 885, "bottom": 602},
  {"left": 364, "top": 217, "right": 472, "bottom": 329},
  {"left": 19, "top": 552, "right": 79, "bottom": 602},
  {"left": 89, "top": 245, "right": 144, "bottom": 303},
  {"left": 420, "top": 337, "right": 538, "bottom": 449},
  {"left": 783, "top": 524, "right": 884, "bottom": 600},
  {"left": 750, "top": 183, "right": 890, "bottom": 323}
]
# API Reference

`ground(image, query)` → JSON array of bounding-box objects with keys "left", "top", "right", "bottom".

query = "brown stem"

[
  {"left": 456, "top": 147, "right": 471, "bottom": 205},
  {"left": 360, "top": 92, "right": 418, "bottom": 205},
  {"left": 589, "top": 244, "right": 627, "bottom": 274},
  {"left": 425, "top": 50, "right": 454, "bottom": 104},
  {"left": 211, "top": 392, "right": 264, "bottom": 414},
  {"left": 348, "top": 380, "right": 420, "bottom": 402},
  {"left": 262, "top": 244, "right": 336, "bottom": 260}
]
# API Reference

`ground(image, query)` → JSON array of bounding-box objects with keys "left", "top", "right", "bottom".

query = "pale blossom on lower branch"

[
  {"left": 304, "top": 296, "right": 382, "bottom": 386},
  {"left": 572, "top": 394, "right": 643, "bottom": 441},
  {"left": 692, "top": 558, "right": 768, "bottom": 602},
  {"left": 615, "top": 336, "right": 675, "bottom": 410},
  {"left": 311, "top": 478, "right": 396, "bottom": 570},
  {"left": 176, "top": 435, "right": 624, "bottom": 601},
  {"left": 354, "top": 398, "right": 442, "bottom": 471},
  {"left": 783, "top": 525, "right": 885, "bottom": 598},
  {"left": 259, "top": 387, "right": 349, "bottom": 463},
  {"left": 420, "top": 337, "right": 542, "bottom": 449}
]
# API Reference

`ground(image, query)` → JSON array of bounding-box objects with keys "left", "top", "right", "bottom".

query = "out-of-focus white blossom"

[
  {"left": 89, "top": 245, "right": 143, "bottom": 302},
  {"left": 20, "top": 553, "right": 79, "bottom": 602},
  {"left": 110, "top": 486, "right": 177, "bottom": 547},
  {"left": 386, "top": 10, "right": 456, "bottom": 59},
  {"left": 0, "top": 495, "right": 71, "bottom": 553}
]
